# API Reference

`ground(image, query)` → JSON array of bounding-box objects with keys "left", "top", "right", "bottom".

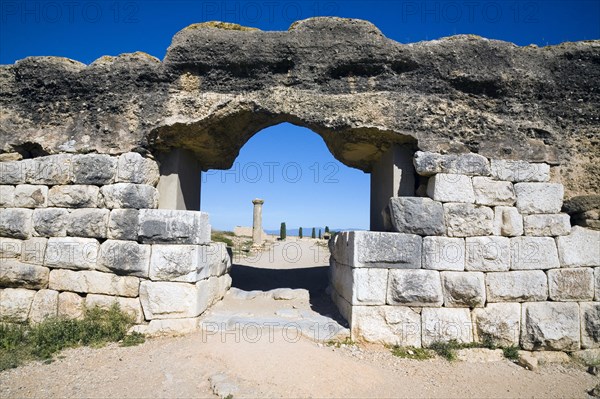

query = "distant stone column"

[{"left": 252, "top": 199, "right": 264, "bottom": 243}]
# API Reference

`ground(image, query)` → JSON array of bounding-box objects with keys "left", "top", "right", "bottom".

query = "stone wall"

[
  {"left": 0, "top": 153, "right": 231, "bottom": 333},
  {"left": 330, "top": 151, "right": 600, "bottom": 351}
]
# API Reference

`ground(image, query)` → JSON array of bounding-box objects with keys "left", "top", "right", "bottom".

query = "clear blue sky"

[{"left": 1, "top": 1, "right": 598, "bottom": 230}]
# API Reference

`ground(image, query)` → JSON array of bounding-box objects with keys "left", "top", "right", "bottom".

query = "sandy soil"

[
  {"left": 1, "top": 326, "right": 597, "bottom": 398},
  {"left": 1, "top": 237, "right": 598, "bottom": 398}
]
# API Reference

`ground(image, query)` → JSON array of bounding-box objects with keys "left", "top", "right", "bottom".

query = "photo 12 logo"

[
  {"left": 1, "top": 1, "right": 140, "bottom": 24},
  {"left": 202, "top": 161, "right": 340, "bottom": 184}
]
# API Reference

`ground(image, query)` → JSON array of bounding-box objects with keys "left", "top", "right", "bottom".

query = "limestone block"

[
  {"left": 67, "top": 208, "right": 110, "bottom": 239},
  {"left": 0, "top": 237, "right": 22, "bottom": 259},
  {"left": 571, "top": 349, "right": 600, "bottom": 367},
  {"left": 101, "top": 183, "right": 159, "bottom": 209},
  {"left": 73, "top": 154, "right": 117, "bottom": 185},
  {"left": 0, "top": 185, "right": 15, "bottom": 207},
  {"left": 329, "top": 231, "right": 422, "bottom": 269},
  {"left": 97, "top": 240, "right": 151, "bottom": 278},
  {"left": 472, "top": 303, "right": 520, "bottom": 347},
  {"left": 556, "top": 226, "right": 600, "bottom": 267},
  {"left": 13, "top": 185, "right": 48, "bottom": 208},
  {"left": 465, "top": 236, "right": 510, "bottom": 272},
  {"left": 149, "top": 243, "right": 230, "bottom": 283},
  {"left": 514, "top": 183, "right": 564, "bottom": 214},
  {"left": 0, "top": 260, "right": 49, "bottom": 289},
  {"left": 138, "top": 209, "right": 212, "bottom": 245},
  {"left": 444, "top": 203, "right": 494, "bottom": 237},
  {"left": 596, "top": 268, "right": 600, "bottom": 300},
  {"left": 580, "top": 302, "right": 600, "bottom": 349},
  {"left": 0, "top": 208, "right": 33, "bottom": 239},
  {"left": 28, "top": 155, "right": 73, "bottom": 185},
  {"left": 0, "top": 288, "right": 36, "bottom": 322},
  {"left": 44, "top": 237, "right": 100, "bottom": 270},
  {"left": 329, "top": 262, "right": 353, "bottom": 302},
  {"left": 387, "top": 269, "right": 443, "bottom": 306},
  {"left": 422, "top": 237, "right": 465, "bottom": 271},
  {"left": 421, "top": 308, "right": 473, "bottom": 347},
  {"left": 548, "top": 268, "right": 594, "bottom": 301},
  {"left": 351, "top": 306, "right": 421, "bottom": 346},
  {"left": 510, "top": 237, "right": 560, "bottom": 270},
  {"left": 523, "top": 214, "right": 571, "bottom": 236},
  {"left": 57, "top": 291, "right": 85, "bottom": 319},
  {"left": 0, "top": 160, "right": 32, "bottom": 184},
  {"left": 196, "top": 275, "right": 231, "bottom": 316},
  {"left": 388, "top": 197, "right": 445, "bottom": 236},
  {"left": 85, "top": 294, "right": 144, "bottom": 323},
  {"left": 21, "top": 237, "right": 47, "bottom": 264},
  {"left": 49, "top": 269, "right": 140, "bottom": 297},
  {"left": 490, "top": 160, "right": 550, "bottom": 182},
  {"left": 521, "top": 302, "right": 580, "bottom": 351},
  {"left": 117, "top": 153, "right": 160, "bottom": 186},
  {"left": 140, "top": 281, "right": 200, "bottom": 319},
  {"left": 486, "top": 271, "right": 548, "bottom": 302},
  {"left": 48, "top": 185, "right": 100, "bottom": 208},
  {"left": 352, "top": 268, "right": 388, "bottom": 305},
  {"left": 441, "top": 271, "right": 485, "bottom": 308},
  {"left": 427, "top": 173, "right": 475, "bottom": 203},
  {"left": 29, "top": 289, "right": 59, "bottom": 323},
  {"left": 32, "top": 208, "right": 69, "bottom": 237},
  {"left": 413, "top": 151, "right": 491, "bottom": 176},
  {"left": 472, "top": 177, "right": 515, "bottom": 206},
  {"left": 492, "top": 206, "right": 523, "bottom": 236},
  {"left": 196, "top": 243, "right": 231, "bottom": 280},
  {"left": 107, "top": 209, "right": 139, "bottom": 241}
]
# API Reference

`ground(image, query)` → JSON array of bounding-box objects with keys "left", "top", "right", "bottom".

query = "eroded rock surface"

[{"left": 0, "top": 18, "right": 598, "bottom": 199}]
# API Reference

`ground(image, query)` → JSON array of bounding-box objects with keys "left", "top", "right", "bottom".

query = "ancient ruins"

[{"left": 0, "top": 17, "right": 598, "bottom": 351}]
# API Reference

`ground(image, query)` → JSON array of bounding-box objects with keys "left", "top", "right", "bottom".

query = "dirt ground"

[{"left": 1, "top": 237, "right": 598, "bottom": 398}]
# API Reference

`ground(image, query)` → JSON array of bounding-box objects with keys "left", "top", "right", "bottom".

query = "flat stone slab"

[
  {"left": 414, "top": 151, "right": 490, "bottom": 176},
  {"left": 521, "top": 302, "right": 580, "bottom": 351},
  {"left": 555, "top": 226, "right": 600, "bottom": 267},
  {"left": 138, "top": 209, "right": 211, "bottom": 245},
  {"left": 330, "top": 231, "right": 422, "bottom": 269},
  {"left": 472, "top": 303, "right": 521, "bottom": 347},
  {"left": 514, "top": 183, "right": 564, "bottom": 214},
  {"left": 388, "top": 197, "right": 445, "bottom": 236},
  {"left": 444, "top": 203, "right": 494, "bottom": 237},
  {"left": 387, "top": 269, "right": 443, "bottom": 306},
  {"left": 421, "top": 308, "right": 473, "bottom": 347},
  {"left": 351, "top": 305, "right": 421, "bottom": 347},
  {"left": 486, "top": 270, "right": 548, "bottom": 302}
]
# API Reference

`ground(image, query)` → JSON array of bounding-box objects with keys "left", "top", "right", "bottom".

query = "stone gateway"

[{"left": 0, "top": 18, "right": 598, "bottom": 350}]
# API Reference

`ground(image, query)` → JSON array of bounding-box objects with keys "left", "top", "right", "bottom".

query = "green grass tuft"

[
  {"left": 325, "top": 337, "right": 356, "bottom": 348},
  {"left": 212, "top": 231, "right": 234, "bottom": 247},
  {"left": 0, "top": 304, "right": 144, "bottom": 371},
  {"left": 502, "top": 345, "right": 520, "bottom": 361}
]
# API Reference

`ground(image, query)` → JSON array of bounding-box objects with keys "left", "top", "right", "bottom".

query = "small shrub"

[
  {"left": 502, "top": 345, "right": 520, "bottom": 361},
  {"left": 429, "top": 340, "right": 461, "bottom": 361},
  {"left": 0, "top": 304, "right": 144, "bottom": 371},
  {"left": 390, "top": 345, "right": 433, "bottom": 360}
]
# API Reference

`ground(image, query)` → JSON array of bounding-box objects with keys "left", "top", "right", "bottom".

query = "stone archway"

[
  {"left": 1, "top": 17, "right": 598, "bottom": 348},
  {"left": 149, "top": 110, "right": 418, "bottom": 231}
]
